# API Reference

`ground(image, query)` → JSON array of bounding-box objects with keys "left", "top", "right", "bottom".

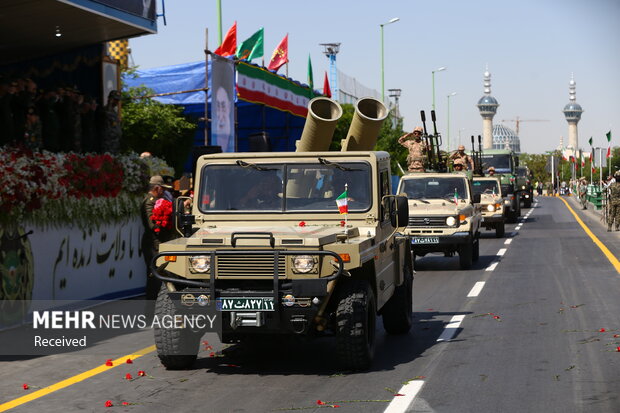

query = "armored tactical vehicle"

[
  {"left": 152, "top": 97, "right": 412, "bottom": 371},
  {"left": 478, "top": 149, "right": 521, "bottom": 222},
  {"left": 472, "top": 176, "right": 505, "bottom": 237},
  {"left": 516, "top": 166, "right": 534, "bottom": 208}
]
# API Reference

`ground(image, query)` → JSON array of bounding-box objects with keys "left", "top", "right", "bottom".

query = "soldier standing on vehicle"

[
  {"left": 450, "top": 145, "right": 475, "bottom": 171},
  {"left": 398, "top": 126, "right": 428, "bottom": 173},
  {"left": 487, "top": 166, "right": 496, "bottom": 176},
  {"left": 453, "top": 158, "right": 465, "bottom": 172},
  {"left": 607, "top": 171, "right": 620, "bottom": 232}
]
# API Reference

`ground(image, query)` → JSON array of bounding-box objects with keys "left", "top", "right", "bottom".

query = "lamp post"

[
  {"left": 446, "top": 92, "right": 457, "bottom": 152},
  {"left": 380, "top": 17, "right": 399, "bottom": 102},
  {"left": 432, "top": 66, "right": 446, "bottom": 112},
  {"left": 458, "top": 128, "right": 466, "bottom": 147}
]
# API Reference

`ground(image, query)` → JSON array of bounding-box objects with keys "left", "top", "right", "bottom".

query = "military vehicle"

[
  {"left": 397, "top": 171, "right": 482, "bottom": 269},
  {"left": 472, "top": 176, "right": 505, "bottom": 237},
  {"left": 151, "top": 97, "right": 413, "bottom": 371},
  {"left": 516, "top": 166, "right": 534, "bottom": 208},
  {"left": 478, "top": 149, "right": 521, "bottom": 222}
]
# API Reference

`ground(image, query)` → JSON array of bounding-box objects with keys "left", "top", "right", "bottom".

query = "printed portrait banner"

[{"left": 210, "top": 56, "right": 236, "bottom": 152}]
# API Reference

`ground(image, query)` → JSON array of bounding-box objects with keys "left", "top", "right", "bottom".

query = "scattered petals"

[
  {"left": 317, "top": 400, "right": 325, "bottom": 405},
  {"left": 394, "top": 393, "right": 405, "bottom": 397},
  {"left": 426, "top": 308, "right": 434, "bottom": 311},
  {"left": 209, "top": 352, "right": 215, "bottom": 358},
  {"left": 126, "top": 358, "right": 133, "bottom": 364},
  {"left": 340, "top": 220, "right": 346, "bottom": 227},
  {"left": 299, "top": 221, "right": 306, "bottom": 227},
  {"left": 22, "top": 383, "right": 29, "bottom": 390},
  {"left": 332, "top": 405, "right": 340, "bottom": 408},
  {"left": 493, "top": 315, "right": 501, "bottom": 320},
  {"left": 137, "top": 370, "right": 146, "bottom": 377},
  {"left": 599, "top": 328, "right": 606, "bottom": 333},
  {"left": 105, "top": 359, "right": 113, "bottom": 366},
  {"left": 616, "top": 347, "right": 620, "bottom": 352},
  {"left": 125, "top": 373, "right": 133, "bottom": 380},
  {"left": 614, "top": 334, "right": 619, "bottom": 338},
  {"left": 105, "top": 400, "right": 113, "bottom": 407},
  {"left": 122, "top": 402, "right": 130, "bottom": 406}
]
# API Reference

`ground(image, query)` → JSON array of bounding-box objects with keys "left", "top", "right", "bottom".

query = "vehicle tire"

[
  {"left": 382, "top": 262, "right": 413, "bottom": 335},
  {"left": 472, "top": 236, "right": 480, "bottom": 262},
  {"left": 154, "top": 285, "right": 200, "bottom": 370},
  {"left": 506, "top": 209, "right": 517, "bottom": 224},
  {"left": 496, "top": 222, "right": 505, "bottom": 238},
  {"left": 516, "top": 197, "right": 522, "bottom": 217},
  {"left": 459, "top": 240, "right": 473, "bottom": 270},
  {"left": 335, "top": 279, "right": 376, "bottom": 371},
  {"left": 523, "top": 197, "right": 532, "bottom": 208}
]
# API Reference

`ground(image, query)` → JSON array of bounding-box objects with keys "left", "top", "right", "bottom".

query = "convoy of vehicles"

[{"left": 478, "top": 149, "right": 523, "bottom": 222}]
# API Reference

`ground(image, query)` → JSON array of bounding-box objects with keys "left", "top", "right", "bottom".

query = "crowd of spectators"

[{"left": 0, "top": 77, "right": 121, "bottom": 153}]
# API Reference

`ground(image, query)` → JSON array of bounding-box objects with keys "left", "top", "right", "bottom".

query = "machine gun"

[
  {"left": 471, "top": 134, "right": 484, "bottom": 175},
  {"left": 420, "top": 110, "right": 446, "bottom": 172}
]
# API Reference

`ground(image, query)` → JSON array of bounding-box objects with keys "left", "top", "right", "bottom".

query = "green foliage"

[
  {"left": 120, "top": 84, "right": 197, "bottom": 176},
  {"left": 518, "top": 153, "right": 550, "bottom": 183}
]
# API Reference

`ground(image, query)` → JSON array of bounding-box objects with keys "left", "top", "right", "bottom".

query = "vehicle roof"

[
  {"left": 401, "top": 172, "right": 469, "bottom": 180},
  {"left": 478, "top": 149, "right": 514, "bottom": 155},
  {"left": 473, "top": 176, "right": 501, "bottom": 182},
  {"left": 198, "top": 151, "right": 390, "bottom": 163}
]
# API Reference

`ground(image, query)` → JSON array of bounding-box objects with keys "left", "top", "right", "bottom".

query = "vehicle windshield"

[
  {"left": 400, "top": 177, "right": 468, "bottom": 201},
  {"left": 516, "top": 167, "right": 528, "bottom": 177},
  {"left": 472, "top": 180, "right": 500, "bottom": 196},
  {"left": 501, "top": 184, "right": 513, "bottom": 195},
  {"left": 197, "top": 161, "right": 372, "bottom": 213},
  {"left": 480, "top": 154, "right": 511, "bottom": 173}
]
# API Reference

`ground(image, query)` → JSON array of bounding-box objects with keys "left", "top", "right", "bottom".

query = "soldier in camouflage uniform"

[
  {"left": 449, "top": 145, "right": 475, "bottom": 171},
  {"left": 578, "top": 178, "right": 588, "bottom": 210},
  {"left": 102, "top": 90, "right": 122, "bottom": 154},
  {"left": 607, "top": 171, "right": 620, "bottom": 232},
  {"left": 398, "top": 126, "right": 428, "bottom": 173}
]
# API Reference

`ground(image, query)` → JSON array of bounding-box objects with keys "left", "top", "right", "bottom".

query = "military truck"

[
  {"left": 151, "top": 97, "right": 413, "bottom": 371},
  {"left": 472, "top": 176, "right": 505, "bottom": 237},
  {"left": 478, "top": 149, "right": 521, "bottom": 222},
  {"left": 397, "top": 172, "right": 482, "bottom": 269},
  {"left": 515, "top": 166, "right": 534, "bottom": 208}
]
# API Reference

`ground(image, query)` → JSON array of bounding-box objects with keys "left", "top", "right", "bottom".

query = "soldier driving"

[
  {"left": 450, "top": 145, "right": 475, "bottom": 171},
  {"left": 453, "top": 158, "right": 465, "bottom": 171},
  {"left": 398, "top": 126, "right": 428, "bottom": 173}
]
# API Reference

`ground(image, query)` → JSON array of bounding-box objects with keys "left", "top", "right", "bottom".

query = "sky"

[{"left": 130, "top": 0, "right": 620, "bottom": 154}]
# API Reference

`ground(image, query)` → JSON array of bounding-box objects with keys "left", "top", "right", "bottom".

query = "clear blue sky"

[{"left": 130, "top": 0, "right": 619, "bottom": 154}]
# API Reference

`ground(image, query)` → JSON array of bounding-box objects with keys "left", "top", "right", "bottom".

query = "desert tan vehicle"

[
  {"left": 397, "top": 172, "right": 482, "bottom": 269},
  {"left": 152, "top": 97, "right": 412, "bottom": 371},
  {"left": 472, "top": 177, "right": 505, "bottom": 237}
]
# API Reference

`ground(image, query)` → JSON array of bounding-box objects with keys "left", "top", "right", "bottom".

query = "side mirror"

[
  {"left": 175, "top": 196, "right": 196, "bottom": 237},
  {"left": 514, "top": 157, "right": 520, "bottom": 167},
  {"left": 388, "top": 195, "right": 409, "bottom": 228},
  {"left": 472, "top": 193, "right": 481, "bottom": 204}
]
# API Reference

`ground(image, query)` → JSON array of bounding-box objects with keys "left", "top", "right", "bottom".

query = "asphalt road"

[{"left": 1, "top": 195, "right": 619, "bottom": 413}]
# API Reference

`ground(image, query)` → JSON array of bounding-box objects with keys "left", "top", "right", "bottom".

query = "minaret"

[
  {"left": 562, "top": 75, "right": 583, "bottom": 157},
  {"left": 476, "top": 67, "right": 499, "bottom": 150}
]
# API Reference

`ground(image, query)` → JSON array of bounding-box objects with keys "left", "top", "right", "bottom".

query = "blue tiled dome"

[{"left": 492, "top": 124, "right": 520, "bottom": 153}]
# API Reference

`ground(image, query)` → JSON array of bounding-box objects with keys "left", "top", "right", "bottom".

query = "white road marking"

[
  {"left": 436, "top": 315, "right": 466, "bottom": 342},
  {"left": 504, "top": 239, "right": 512, "bottom": 245},
  {"left": 497, "top": 248, "right": 507, "bottom": 256},
  {"left": 515, "top": 225, "right": 522, "bottom": 230},
  {"left": 486, "top": 261, "right": 499, "bottom": 271},
  {"left": 467, "top": 281, "right": 486, "bottom": 297},
  {"left": 383, "top": 380, "right": 425, "bottom": 413}
]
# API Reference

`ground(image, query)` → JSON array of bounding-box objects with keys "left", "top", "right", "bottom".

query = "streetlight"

[
  {"left": 446, "top": 92, "right": 457, "bottom": 152},
  {"left": 380, "top": 17, "right": 400, "bottom": 102},
  {"left": 458, "top": 128, "right": 466, "bottom": 146},
  {"left": 432, "top": 66, "right": 446, "bottom": 111}
]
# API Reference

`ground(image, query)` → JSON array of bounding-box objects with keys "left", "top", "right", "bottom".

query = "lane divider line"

[
  {"left": 504, "top": 239, "right": 512, "bottom": 245},
  {"left": 558, "top": 197, "right": 620, "bottom": 273},
  {"left": 383, "top": 380, "right": 425, "bottom": 413},
  {"left": 436, "top": 315, "right": 466, "bottom": 342},
  {"left": 497, "top": 248, "right": 507, "bottom": 256},
  {"left": 467, "top": 281, "right": 486, "bottom": 297},
  {"left": 0, "top": 345, "right": 157, "bottom": 412},
  {"left": 485, "top": 261, "right": 499, "bottom": 272}
]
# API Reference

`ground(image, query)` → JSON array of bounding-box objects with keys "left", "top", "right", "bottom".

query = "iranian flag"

[
  {"left": 453, "top": 188, "right": 459, "bottom": 205},
  {"left": 336, "top": 190, "right": 348, "bottom": 214}
]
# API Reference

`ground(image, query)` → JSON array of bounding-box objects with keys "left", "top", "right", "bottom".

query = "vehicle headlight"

[
  {"left": 292, "top": 255, "right": 317, "bottom": 274},
  {"left": 504, "top": 199, "right": 511, "bottom": 206},
  {"left": 521, "top": 185, "right": 526, "bottom": 190},
  {"left": 445, "top": 216, "right": 457, "bottom": 226},
  {"left": 487, "top": 204, "right": 496, "bottom": 212},
  {"left": 189, "top": 255, "right": 211, "bottom": 273}
]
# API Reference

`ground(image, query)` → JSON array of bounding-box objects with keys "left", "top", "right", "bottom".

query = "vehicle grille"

[
  {"left": 408, "top": 216, "right": 449, "bottom": 227},
  {"left": 216, "top": 253, "right": 286, "bottom": 277}
]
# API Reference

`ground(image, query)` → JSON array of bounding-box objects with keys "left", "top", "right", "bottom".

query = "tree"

[{"left": 121, "top": 81, "right": 196, "bottom": 176}]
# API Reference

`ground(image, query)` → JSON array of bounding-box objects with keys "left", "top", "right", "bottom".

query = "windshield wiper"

[
  {"left": 235, "top": 160, "right": 278, "bottom": 171},
  {"left": 318, "top": 157, "right": 361, "bottom": 172},
  {"left": 414, "top": 198, "right": 430, "bottom": 204}
]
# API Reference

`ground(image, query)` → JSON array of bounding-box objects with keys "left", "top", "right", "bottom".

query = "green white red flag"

[
  {"left": 336, "top": 189, "right": 348, "bottom": 214},
  {"left": 607, "top": 131, "right": 612, "bottom": 158}
]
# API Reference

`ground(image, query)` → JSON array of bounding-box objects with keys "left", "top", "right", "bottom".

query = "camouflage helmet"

[{"left": 453, "top": 158, "right": 465, "bottom": 167}]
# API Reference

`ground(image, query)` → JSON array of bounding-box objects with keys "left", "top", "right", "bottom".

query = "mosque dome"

[{"left": 492, "top": 124, "right": 520, "bottom": 153}]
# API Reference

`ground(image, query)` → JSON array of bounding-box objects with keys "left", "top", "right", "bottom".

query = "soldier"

[
  {"left": 450, "top": 145, "right": 475, "bottom": 171},
  {"left": 607, "top": 171, "right": 620, "bottom": 232},
  {"left": 102, "top": 90, "right": 122, "bottom": 154},
  {"left": 578, "top": 178, "right": 588, "bottom": 210},
  {"left": 453, "top": 158, "right": 465, "bottom": 172},
  {"left": 398, "top": 126, "right": 428, "bottom": 173},
  {"left": 141, "top": 175, "right": 174, "bottom": 300},
  {"left": 487, "top": 166, "right": 496, "bottom": 176}
]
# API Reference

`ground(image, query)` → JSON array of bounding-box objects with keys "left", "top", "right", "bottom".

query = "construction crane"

[{"left": 501, "top": 116, "right": 549, "bottom": 136}]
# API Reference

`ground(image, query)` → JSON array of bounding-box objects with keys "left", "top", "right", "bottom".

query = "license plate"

[
  {"left": 412, "top": 237, "right": 440, "bottom": 244},
  {"left": 216, "top": 297, "right": 275, "bottom": 311}
]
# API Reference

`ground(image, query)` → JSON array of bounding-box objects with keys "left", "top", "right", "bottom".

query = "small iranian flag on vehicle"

[
  {"left": 336, "top": 189, "right": 348, "bottom": 214},
  {"left": 453, "top": 188, "right": 459, "bottom": 205}
]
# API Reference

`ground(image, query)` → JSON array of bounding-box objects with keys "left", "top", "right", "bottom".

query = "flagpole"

[{"left": 344, "top": 183, "right": 348, "bottom": 234}]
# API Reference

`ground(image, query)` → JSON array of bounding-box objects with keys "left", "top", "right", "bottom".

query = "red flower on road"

[
  {"left": 125, "top": 373, "right": 133, "bottom": 380},
  {"left": 105, "top": 359, "right": 113, "bottom": 366},
  {"left": 126, "top": 358, "right": 133, "bottom": 364},
  {"left": 22, "top": 384, "right": 29, "bottom": 390},
  {"left": 137, "top": 370, "right": 146, "bottom": 377},
  {"left": 105, "top": 400, "right": 113, "bottom": 407}
]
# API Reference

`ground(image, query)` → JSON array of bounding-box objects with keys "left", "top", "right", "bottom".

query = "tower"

[
  {"left": 320, "top": 43, "right": 340, "bottom": 101},
  {"left": 476, "top": 67, "right": 499, "bottom": 150},
  {"left": 562, "top": 75, "right": 583, "bottom": 157}
]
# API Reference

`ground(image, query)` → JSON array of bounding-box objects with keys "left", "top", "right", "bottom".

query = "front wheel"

[
  {"left": 382, "top": 262, "right": 413, "bottom": 335},
  {"left": 154, "top": 285, "right": 201, "bottom": 370},
  {"left": 496, "top": 222, "right": 506, "bottom": 238},
  {"left": 459, "top": 240, "right": 473, "bottom": 270},
  {"left": 335, "top": 279, "right": 376, "bottom": 371}
]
